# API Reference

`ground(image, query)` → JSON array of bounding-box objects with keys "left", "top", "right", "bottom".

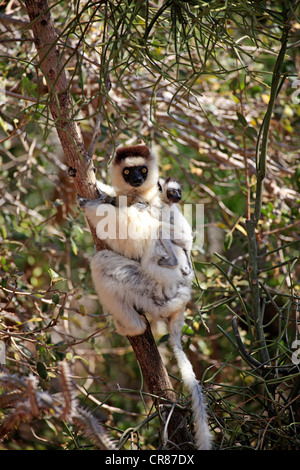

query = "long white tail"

[{"left": 169, "top": 316, "right": 213, "bottom": 450}]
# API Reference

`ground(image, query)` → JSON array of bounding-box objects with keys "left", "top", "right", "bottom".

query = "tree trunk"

[{"left": 24, "top": 0, "right": 194, "bottom": 449}]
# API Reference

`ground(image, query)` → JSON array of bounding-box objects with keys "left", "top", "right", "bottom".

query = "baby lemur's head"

[
  {"left": 158, "top": 177, "right": 182, "bottom": 204},
  {"left": 109, "top": 145, "right": 159, "bottom": 200}
]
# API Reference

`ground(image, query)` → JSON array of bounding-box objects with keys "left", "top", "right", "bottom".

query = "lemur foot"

[{"left": 114, "top": 315, "right": 147, "bottom": 337}]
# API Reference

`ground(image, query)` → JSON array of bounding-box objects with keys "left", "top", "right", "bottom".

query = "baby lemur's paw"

[{"left": 180, "top": 265, "right": 192, "bottom": 275}]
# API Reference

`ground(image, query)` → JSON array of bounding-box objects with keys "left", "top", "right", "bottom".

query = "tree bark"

[{"left": 24, "top": 0, "right": 194, "bottom": 449}]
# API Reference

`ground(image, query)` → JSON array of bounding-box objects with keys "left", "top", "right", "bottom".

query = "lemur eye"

[
  {"left": 141, "top": 167, "right": 148, "bottom": 174},
  {"left": 123, "top": 169, "right": 130, "bottom": 175}
]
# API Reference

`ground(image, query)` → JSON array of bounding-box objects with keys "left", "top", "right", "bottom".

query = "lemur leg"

[
  {"left": 90, "top": 251, "right": 191, "bottom": 335},
  {"left": 91, "top": 251, "right": 147, "bottom": 336}
]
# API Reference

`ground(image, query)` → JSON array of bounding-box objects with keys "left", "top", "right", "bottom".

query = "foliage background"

[{"left": 0, "top": 0, "right": 299, "bottom": 450}]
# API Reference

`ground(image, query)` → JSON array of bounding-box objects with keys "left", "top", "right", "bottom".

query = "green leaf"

[
  {"left": 70, "top": 237, "right": 78, "bottom": 256},
  {"left": 79, "top": 304, "right": 87, "bottom": 315},
  {"left": 223, "top": 231, "right": 233, "bottom": 251},
  {"left": 1, "top": 225, "right": 7, "bottom": 239},
  {"left": 1, "top": 275, "right": 8, "bottom": 288},
  {"left": 48, "top": 268, "right": 66, "bottom": 284},
  {"left": 236, "top": 111, "right": 247, "bottom": 127},
  {"left": 37, "top": 361, "right": 48, "bottom": 379},
  {"left": 52, "top": 293, "right": 60, "bottom": 305},
  {"left": 21, "top": 76, "right": 38, "bottom": 98},
  {"left": 245, "top": 126, "right": 257, "bottom": 141},
  {"left": 157, "top": 334, "right": 169, "bottom": 345},
  {"left": 229, "top": 77, "right": 239, "bottom": 92}
]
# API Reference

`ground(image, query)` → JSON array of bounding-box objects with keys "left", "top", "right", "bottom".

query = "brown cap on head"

[{"left": 113, "top": 145, "right": 152, "bottom": 165}]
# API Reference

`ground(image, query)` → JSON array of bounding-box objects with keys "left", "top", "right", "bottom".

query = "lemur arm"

[{"left": 77, "top": 191, "right": 116, "bottom": 211}]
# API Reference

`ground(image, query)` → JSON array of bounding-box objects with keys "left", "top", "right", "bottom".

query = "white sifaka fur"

[
  {"left": 78, "top": 145, "right": 213, "bottom": 450},
  {"left": 168, "top": 313, "right": 213, "bottom": 450}
]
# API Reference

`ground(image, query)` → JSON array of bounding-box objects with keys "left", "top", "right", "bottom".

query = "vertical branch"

[
  {"left": 246, "top": 7, "right": 293, "bottom": 364},
  {"left": 254, "top": 16, "right": 292, "bottom": 225},
  {"left": 236, "top": 69, "right": 251, "bottom": 220},
  {"left": 245, "top": 219, "right": 270, "bottom": 364}
]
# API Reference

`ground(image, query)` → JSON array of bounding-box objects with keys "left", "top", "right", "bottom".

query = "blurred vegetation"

[{"left": 0, "top": 0, "right": 299, "bottom": 450}]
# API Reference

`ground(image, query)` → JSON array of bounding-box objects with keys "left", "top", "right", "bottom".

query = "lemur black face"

[
  {"left": 167, "top": 188, "right": 182, "bottom": 203},
  {"left": 122, "top": 165, "right": 148, "bottom": 187}
]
